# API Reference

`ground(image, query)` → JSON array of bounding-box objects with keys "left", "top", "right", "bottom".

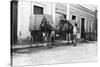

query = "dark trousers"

[{"left": 73, "top": 34, "right": 77, "bottom": 46}]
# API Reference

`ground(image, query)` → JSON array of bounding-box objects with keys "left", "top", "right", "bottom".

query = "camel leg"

[
  {"left": 43, "top": 32, "right": 47, "bottom": 47},
  {"left": 66, "top": 33, "right": 68, "bottom": 45},
  {"left": 68, "top": 33, "right": 70, "bottom": 44},
  {"left": 69, "top": 33, "right": 70, "bottom": 43},
  {"left": 72, "top": 33, "right": 74, "bottom": 44}
]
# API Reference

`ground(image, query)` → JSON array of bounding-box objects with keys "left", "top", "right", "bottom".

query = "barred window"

[{"left": 33, "top": 5, "right": 44, "bottom": 14}]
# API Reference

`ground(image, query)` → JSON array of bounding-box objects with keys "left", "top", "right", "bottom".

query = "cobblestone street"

[{"left": 12, "top": 41, "right": 97, "bottom": 67}]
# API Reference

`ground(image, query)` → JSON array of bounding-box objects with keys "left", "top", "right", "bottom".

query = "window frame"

[
  {"left": 71, "top": 14, "right": 77, "bottom": 23},
  {"left": 33, "top": 5, "right": 44, "bottom": 14},
  {"left": 31, "top": 2, "right": 46, "bottom": 15},
  {"left": 72, "top": 15, "right": 76, "bottom": 20}
]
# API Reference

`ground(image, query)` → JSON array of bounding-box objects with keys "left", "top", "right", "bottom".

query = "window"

[
  {"left": 33, "top": 5, "right": 44, "bottom": 14},
  {"left": 72, "top": 15, "right": 76, "bottom": 20},
  {"left": 63, "top": 15, "right": 66, "bottom": 19}
]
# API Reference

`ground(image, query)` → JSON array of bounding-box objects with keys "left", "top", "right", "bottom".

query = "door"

[
  {"left": 81, "top": 18, "right": 85, "bottom": 38},
  {"left": 89, "top": 20, "right": 92, "bottom": 33},
  {"left": 11, "top": 1, "right": 18, "bottom": 45}
]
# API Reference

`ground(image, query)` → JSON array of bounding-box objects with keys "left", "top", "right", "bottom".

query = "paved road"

[{"left": 12, "top": 41, "right": 97, "bottom": 67}]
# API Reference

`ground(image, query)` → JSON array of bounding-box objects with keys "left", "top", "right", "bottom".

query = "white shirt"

[
  {"left": 51, "top": 31, "right": 55, "bottom": 37},
  {"left": 73, "top": 26, "right": 77, "bottom": 34}
]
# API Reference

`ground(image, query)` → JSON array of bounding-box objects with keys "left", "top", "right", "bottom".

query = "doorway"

[{"left": 81, "top": 18, "right": 85, "bottom": 39}]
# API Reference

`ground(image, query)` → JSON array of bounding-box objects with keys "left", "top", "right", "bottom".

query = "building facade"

[
  {"left": 11, "top": 0, "right": 97, "bottom": 44},
  {"left": 67, "top": 4, "right": 96, "bottom": 39}
]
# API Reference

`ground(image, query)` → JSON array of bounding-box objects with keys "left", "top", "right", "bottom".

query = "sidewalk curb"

[{"left": 12, "top": 40, "right": 73, "bottom": 49}]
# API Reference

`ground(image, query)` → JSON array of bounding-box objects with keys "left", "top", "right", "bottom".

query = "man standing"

[{"left": 73, "top": 23, "right": 78, "bottom": 46}]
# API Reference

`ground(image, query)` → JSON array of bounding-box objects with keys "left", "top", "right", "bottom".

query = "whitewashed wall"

[
  {"left": 17, "top": 1, "right": 55, "bottom": 40},
  {"left": 18, "top": 1, "right": 31, "bottom": 39}
]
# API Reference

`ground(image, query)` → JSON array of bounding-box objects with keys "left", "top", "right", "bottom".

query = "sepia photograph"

[{"left": 11, "top": 0, "right": 97, "bottom": 66}]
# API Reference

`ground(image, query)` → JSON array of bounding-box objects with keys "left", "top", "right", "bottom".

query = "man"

[
  {"left": 73, "top": 23, "right": 78, "bottom": 46},
  {"left": 59, "top": 16, "right": 66, "bottom": 40}
]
